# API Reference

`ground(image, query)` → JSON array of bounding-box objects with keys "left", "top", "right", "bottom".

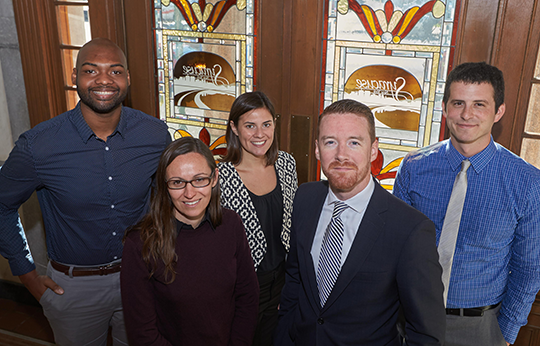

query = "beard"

[
  {"left": 323, "top": 161, "right": 371, "bottom": 192},
  {"left": 77, "top": 87, "right": 128, "bottom": 114}
]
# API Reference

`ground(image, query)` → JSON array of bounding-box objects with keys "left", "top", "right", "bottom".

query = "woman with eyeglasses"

[
  {"left": 219, "top": 91, "right": 298, "bottom": 346},
  {"left": 120, "top": 137, "right": 259, "bottom": 346}
]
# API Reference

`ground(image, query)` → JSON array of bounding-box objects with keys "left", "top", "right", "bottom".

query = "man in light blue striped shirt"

[{"left": 394, "top": 62, "right": 540, "bottom": 346}]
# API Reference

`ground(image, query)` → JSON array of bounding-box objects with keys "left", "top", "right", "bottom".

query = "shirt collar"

[
  {"left": 175, "top": 211, "right": 215, "bottom": 232},
  {"left": 445, "top": 138, "right": 497, "bottom": 173},
  {"left": 69, "top": 102, "right": 127, "bottom": 143},
  {"left": 326, "top": 176, "right": 375, "bottom": 214}
]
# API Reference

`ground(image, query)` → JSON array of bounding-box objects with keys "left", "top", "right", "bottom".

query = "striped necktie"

[
  {"left": 317, "top": 200, "right": 348, "bottom": 307},
  {"left": 438, "top": 159, "right": 471, "bottom": 306}
]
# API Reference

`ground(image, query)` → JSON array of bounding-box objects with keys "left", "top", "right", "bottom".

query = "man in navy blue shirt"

[
  {"left": 394, "top": 62, "right": 540, "bottom": 345},
  {"left": 0, "top": 38, "right": 171, "bottom": 345}
]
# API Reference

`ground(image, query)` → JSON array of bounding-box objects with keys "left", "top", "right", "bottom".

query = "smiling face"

[
  {"left": 166, "top": 152, "right": 218, "bottom": 228},
  {"left": 443, "top": 81, "right": 505, "bottom": 157},
  {"left": 72, "top": 39, "right": 130, "bottom": 116},
  {"left": 316, "top": 112, "right": 378, "bottom": 200},
  {"left": 230, "top": 107, "right": 275, "bottom": 160}
]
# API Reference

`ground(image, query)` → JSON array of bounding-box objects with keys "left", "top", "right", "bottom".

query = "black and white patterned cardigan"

[{"left": 218, "top": 151, "right": 298, "bottom": 269}]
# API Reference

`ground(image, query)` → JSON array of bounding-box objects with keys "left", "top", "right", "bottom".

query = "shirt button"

[
  {"left": 112, "top": 232, "right": 117, "bottom": 236},
  {"left": 317, "top": 318, "right": 324, "bottom": 325},
  {"left": 105, "top": 146, "right": 110, "bottom": 151},
  {"left": 114, "top": 256, "right": 118, "bottom": 260},
  {"left": 108, "top": 176, "right": 113, "bottom": 181},
  {"left": 111, "top": 205, "right": 115, "bottom": 209}
]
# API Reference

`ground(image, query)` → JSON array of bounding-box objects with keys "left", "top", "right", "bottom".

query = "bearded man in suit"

[{"left": 275, "top": 99, "right": 446, "bottom": 345}]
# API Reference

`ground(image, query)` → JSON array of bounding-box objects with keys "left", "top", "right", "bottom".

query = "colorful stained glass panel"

[
  {"left": 154, "top": 0, "right": 255, "bottom": 150},
  {"left": 322, "top": 0, "right": 458, "bottom": 189}
]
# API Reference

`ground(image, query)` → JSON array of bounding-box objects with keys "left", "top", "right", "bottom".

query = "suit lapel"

[
  {"left": 298, "top": 182, "right": 328, "bottom": 311},
  {"left": 321, "top": 181, "right": 388, "bottom": 312}
]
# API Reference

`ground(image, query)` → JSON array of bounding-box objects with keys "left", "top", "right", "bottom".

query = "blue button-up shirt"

[
  {"left": 394, "top": 138, "right": 540, "bottom": 343},
  {"left": 0, "top": 103, "right": 171, "bottom": 275}
]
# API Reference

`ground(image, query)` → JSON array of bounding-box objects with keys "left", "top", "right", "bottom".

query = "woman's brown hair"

[
  {"left": 125, "top": 137, "right": 222, "bottom": 283},
  {"left": 220, "top": 91, "right": 279, "bottom": 166}
]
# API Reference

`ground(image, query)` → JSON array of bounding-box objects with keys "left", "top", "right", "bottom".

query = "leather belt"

[
  {"left": 446, "top": 303, "right": 500, "bottom": 317},
  {"left": 51, "top": 260, "right": 121, "bottom": 277}
]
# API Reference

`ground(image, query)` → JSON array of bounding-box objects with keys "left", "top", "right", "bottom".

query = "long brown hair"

[
  {"left": 220, "top": 91, "right": 279, "bottom": 166},
  {"left": 126, "top": 137, "right": 222, "bottom": 283}
]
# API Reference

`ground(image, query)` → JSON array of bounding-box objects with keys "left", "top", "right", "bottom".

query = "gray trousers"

[
  {"left": 444, "top": 304, "right": 507, "bottom": 346},
  {"left": 39, "top": 262, "right": 128, "bottom": 346}
]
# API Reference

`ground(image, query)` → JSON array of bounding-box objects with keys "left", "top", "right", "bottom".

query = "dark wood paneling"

[
  {"left": 491, "top": 0, "right": 536, "bottom": 149},
  {"left": 122, "top": 0, "right": 157, "bottom": 117},
  {"left": 88, "top": 0, "right": 126, "bottom": 50},
  {"left": 290, "top": 114, "right": 313, "bottom": 186},
  {"left": 509, "top": 0, "right": 540, "bottom": 154},
  {"left": 288, "top": 0, "right": 324, "bottom": 183},
  {"left": 257, "top": 0, "right": 285, "bottom": 138},
  {"left": 13, "top": 0, "right": 66, "bottom": 127},
  {"left": 454, "top": 0, "right": 500, "bottom": 64}
]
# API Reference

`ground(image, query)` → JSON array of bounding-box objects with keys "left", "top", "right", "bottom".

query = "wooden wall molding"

[{"left": 13, "top": 0, "right": 66, "bottom": 127}]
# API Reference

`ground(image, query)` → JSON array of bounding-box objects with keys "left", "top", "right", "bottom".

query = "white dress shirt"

[{"left": 311, "top": 178, "right": 375, "bottom": 269}]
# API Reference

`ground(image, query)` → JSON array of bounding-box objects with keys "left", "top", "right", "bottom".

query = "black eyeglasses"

[{"left": 166, "top": 172, "right": 214, "bottom": 190}]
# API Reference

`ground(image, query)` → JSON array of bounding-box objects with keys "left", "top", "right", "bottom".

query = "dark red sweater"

[{"left": 121, "top": 208, "right": 259, "bottom": 346}]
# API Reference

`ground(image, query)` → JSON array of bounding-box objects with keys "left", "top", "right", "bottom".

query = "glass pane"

[
  {"left": 61, "top": 49, "right": 78, "bottom": 87},
  {"left": 155, "top": 0, "right": 256, "bottom": 149},
  {"left": 57, "top": 5, "right": 91, "bottom": 46},
  {"left": 66, "top": 89, "right": 79, "bottom": 111},
  {"left": 520, "top": 138, "right": 540, "bottom": 169},
  {"left": 524, "top": 84, "right": 540, "bottom": 135},
  {"left": 323, "top": 0, "right": 459, "bottom": 188}
]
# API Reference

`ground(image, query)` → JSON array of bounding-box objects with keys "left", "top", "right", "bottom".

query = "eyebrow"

[
  {"left": 320, "top": 135, "right": 365, "bottom": 141},
  {"left": 450, "top": 98, "right": 488, "bottom": 103},
  {"left": 80, "top": 62, "right": 126, "bottom": 69}
]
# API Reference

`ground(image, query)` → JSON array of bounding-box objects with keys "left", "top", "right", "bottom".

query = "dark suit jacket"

[{"left": 275, "top": 180, "right": 445, "bottom": 346}]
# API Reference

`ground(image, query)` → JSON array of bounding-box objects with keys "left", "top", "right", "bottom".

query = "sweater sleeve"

[
  {"left": 120, "top": 233, "right": 173, "bottom": 346},
  {"left": 228, "top": 213, "right": 259, "bottom": 346}
]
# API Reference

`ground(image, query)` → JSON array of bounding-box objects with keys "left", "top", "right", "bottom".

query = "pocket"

[{"left": 39, "top": 288, "right": 53, "bottom": 309}]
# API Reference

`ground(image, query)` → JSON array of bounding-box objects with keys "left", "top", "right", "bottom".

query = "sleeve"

[
  {"left": 396, "top": 218, "right": 446, "bottom": 346},
  {"left": 497, "top": 180, "right": 540, "bottom": 344},
  {"left": 0, "top": 134, "right": 41, "bottom": 275},
  {"left": 229, "top": 213, "right": 259, "bottom": 346},
  {"left": 120, "top": 234, "right": 173, "bottom": 346},
  {"left": 393, "top": 154, "right": 413, "bottom": 206},
  {"left": 274, "top": 205, "right": 301, "bottom": 346}
]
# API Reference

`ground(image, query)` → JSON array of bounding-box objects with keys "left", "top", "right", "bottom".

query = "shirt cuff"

[{"left": 498, "top": 312, "right": 522, "bottom": 344}]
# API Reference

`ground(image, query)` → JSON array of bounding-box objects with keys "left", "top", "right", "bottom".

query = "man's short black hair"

[{"left": 443, "top": 62, "right": 505, "bottom": 112}]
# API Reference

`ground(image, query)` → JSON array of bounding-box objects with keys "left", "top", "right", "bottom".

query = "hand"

[{"left": 19, "top": 269, "right": 64, "bottom": 301}]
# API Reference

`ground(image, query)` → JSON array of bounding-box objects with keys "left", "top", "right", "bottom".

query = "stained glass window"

[
  {"left": 323, "top": 0, "right": 459, "bottom": 189},
  {"left": 154, "top": 0, "right": 255, "bottom": 154}
]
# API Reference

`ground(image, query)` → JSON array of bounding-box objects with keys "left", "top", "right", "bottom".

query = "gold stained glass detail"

[
  {"left": 432, "top": 0, "right": 446, "bottom": 18},
  {"left": 424, "top": 52, "right": 440, "bottom": 146},
  {"left": 337, "top": 0, "right": 348, "bottom": 14},
  {"left": 167, "top": 117, "right": 227, "bottom": 130},
  {"left": 520, "top": 138, "right": 540, "bottom": 169},
  {"left": 524, "top": 84, "right": 540, "bottom": 135},
  {"left": 379, "top": 143, "right": 417, "bottom": 152},
  {"left": 237, "top": 0, "right": 246, "bottom": 10},
  {"left": 162, "top": 0, "right": 171, "bottom": 6}
]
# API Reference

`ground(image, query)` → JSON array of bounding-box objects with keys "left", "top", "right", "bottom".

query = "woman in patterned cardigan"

[{"left": 219, "top": 91, "right": 298, "bottom": 346}]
